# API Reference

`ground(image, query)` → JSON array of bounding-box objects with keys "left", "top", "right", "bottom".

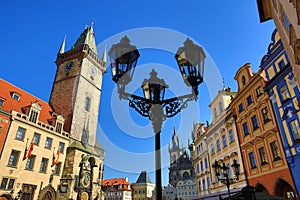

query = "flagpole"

[
  {"left": 51, "top": 147, "right": 55, "bottom": 167},
  {"left": 22, "top": 138, "right": 29, "bottom": 161}
]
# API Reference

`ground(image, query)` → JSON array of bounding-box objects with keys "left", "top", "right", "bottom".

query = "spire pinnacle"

[
  {"left": 102, "top": 44, "right": 107, "bottom": 63},
  {"left": 72, "top": 24, "right": 98, "bottom": 55},
  {"left": 58, "top": 35, "right": 66, "bottom": 54}
]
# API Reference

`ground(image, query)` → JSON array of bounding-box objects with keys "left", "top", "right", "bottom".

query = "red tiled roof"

[
  {"left": 0, "top": 79, "right": 54, "bottom": 125},
  {"left": 102, "top": 178, "right": 131, "bottom": 191}
]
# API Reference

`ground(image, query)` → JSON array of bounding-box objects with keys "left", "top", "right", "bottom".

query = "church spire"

[
  {"left": 72, "top": 23, "right": 98, "bottom": 55},
  {"left": 102, "top": 45, "right": 107, "bottom": 63},
  {"left": 81, "top": 118, "right": 90, "bottom": 148},
  {"left": 172, "top": 126, "right": 179, "bottom": 149},
  {"left": 58, "top": 35, "right": 66, "bottom": 54}
]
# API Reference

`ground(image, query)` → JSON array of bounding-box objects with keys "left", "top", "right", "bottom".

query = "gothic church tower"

[
  {"left": 50, "top": 25, "right": 106, "bottom": 147},
  {"left": 168, "top": 128, "right": 195, "bottom": 187},
  {"left": 168, "top": 127, "right": 184, "bottom": 164},
  {"left": 50, "top": 25, "right": 106, "bottom": 200}
]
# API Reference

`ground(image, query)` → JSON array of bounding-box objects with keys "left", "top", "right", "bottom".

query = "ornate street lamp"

[
  {"left": 109, "top": 36, "right": 206, "bottom": 200},
  {"left": 108, "top": 36, "right": 140, "bottom": 92},
  {"left": 175, "top": 38, "right": 206, "bottom": 96},
  {"left": 212, "top": 159, "right": 240, "bottom": 200}
]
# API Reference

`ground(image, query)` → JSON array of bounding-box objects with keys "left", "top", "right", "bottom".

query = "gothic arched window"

[
  {"left": 85, "top": 97, "right": 91, "bottom": 111},
  {"left": 183, "top": 172, "right": 189, "bottom": 181},
  {"left": 242, "top": 76, "right": 246, "bottom": 86}
]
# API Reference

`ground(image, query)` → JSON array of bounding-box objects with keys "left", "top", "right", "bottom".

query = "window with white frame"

[
  {"left": 25, "top": 155, "right": 36, "bottom": 170},
  {"left": 283, "top": 12, "right": 291, "bottom": 33},
  {"left": 251, "top": 115, "right": 259, "bottom": 130},
  {"left": 262, "top": 107, "right": 271, "bottom": 123},
  {"left": 222, "top": 134, "right": 227, "bottom": 147},
  {"left": 56, "top": 122, "right": 63, "bottom": 133},
  {"left": 8, "top": 150, "right": 20, "bottom": 167},
  {"left": 0, "top": 98, "right": 5, "bottom": 106},
  {"left": 54, "top": 162, "right": 61, "bottom": 175},
  {"left": 16, "top": 127, "right": 26, "bottom": 141},
  {"left": 258, "top": 146, "right": 268, "bottom": 164},
  {"left": 249, "top": 152, "right": 256, "bottom": 168},
  {"left": 279, "top": 85, "right": 290, "bottom": 103},
  {"left": 0, "top": 177, "right": 15, "bottom": 190},
  {"left": 59, "top": 142, "right": 65, "bottom": 154},
  {"left": 33, "top": 132, "right": 41, "bottom": 145},
  {"left": 289, "top": 119, "right": 300, "bottom": 140},
  {"left": 211, "top": 143, "right": 215, "bottom": 155},
  {"left": 216, "top": 139, "right": 221, "bottom": 151},
  {"left": 12, "top": 93, "right": 20, "bottom": 101},
  {"left": 256, "top": 86, "right": 263, "bottom": 97},
  {"left": 229, "top": 129, "right": 234, "bottom": 143},
  {"left": 45, "top": 137, "right": 53, "bottom": 149},
  {"left": 270, "top": 141, "right": 281, "bottom": 161},
  {"left": 40, "top": 157, "right": 48, "bottom": 173}
]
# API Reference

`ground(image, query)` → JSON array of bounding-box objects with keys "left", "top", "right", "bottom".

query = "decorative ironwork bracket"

[
  {"left": 118, "top": 89, "right": 196, "bottom": 119},
  {"left": 219, "top": 177, "right": 238, "bottom": 185}
]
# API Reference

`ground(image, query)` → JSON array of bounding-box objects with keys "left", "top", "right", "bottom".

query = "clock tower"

[{"left": 50, "top": 25, "right": 106, "bottom": 200}]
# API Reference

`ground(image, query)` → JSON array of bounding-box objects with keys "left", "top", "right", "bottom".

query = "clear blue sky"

[{"left": 0, "top": 1, "right": 275, "bottom": 186}]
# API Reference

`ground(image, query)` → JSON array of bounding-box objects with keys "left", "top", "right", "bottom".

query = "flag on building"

[
  {"left": 51, "top": 148, "right": 60, "bottom": 167},
  {"left": 23, "top": 138, "right": 34, "bottom": 160}
]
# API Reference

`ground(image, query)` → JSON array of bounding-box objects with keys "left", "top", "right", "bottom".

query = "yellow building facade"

[
  {"left": 0, "top": 79, "right": 69, "bottom": 200},
  {"left": 206, "top": 88, "right": 247, "bottom": 197}
]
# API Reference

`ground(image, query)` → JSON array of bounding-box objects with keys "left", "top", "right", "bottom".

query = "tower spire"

[
  {"left": 72, "top": 24, "right": 98, "bottom": 55},
  {"left": 102, "top": 45, "right": 107, "bottom": 63},
  {"left": 58, "top": 35, "right": 66, "bottom": 54}
]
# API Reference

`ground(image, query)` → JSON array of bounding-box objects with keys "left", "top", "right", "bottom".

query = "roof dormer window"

[
  {"left": 29, "top": 109, "right": 39, "bottom": 123},
  {"left": 54, "top": 114, "right": 65, "bottom": 134},
  {"left": 28, "top": 101, "right": 41, "bottom": 123},
  {"left": 12, "top": 92, "right": 20, "bottom": 101},
  {"left": 0, "top": 97, "right": 5, "bottom": 106},
  {"left": 56, "top": 122, "right": 63, "bottom": 133}
]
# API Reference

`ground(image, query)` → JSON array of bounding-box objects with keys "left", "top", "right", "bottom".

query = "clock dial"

[
  {"left": 80, "top": 192, "right": 88, "bottom": 200},
  {"left": 89, "top": 65, "right": 97, "bottom": 77},
  {"left": 81, "top": 172, "right": 91, "bottom": 188},
  {"left": 64, "top": 61, "right": 74, "bottom": 72}
]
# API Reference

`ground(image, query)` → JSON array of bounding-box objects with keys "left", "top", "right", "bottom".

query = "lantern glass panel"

[
  {"left": 222, "top": 163, "right": 228, "bottom": 176},
  {"left": 109, "top": 36, "right": 140, "bottom": 84}
]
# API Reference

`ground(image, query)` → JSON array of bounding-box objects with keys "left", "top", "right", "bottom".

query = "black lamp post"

[
  {"left": 212, "top": 159, "right": 240, "bottom": 200},
  {"left": 108, "top": 36, "right": 206, "bottom": 200}
]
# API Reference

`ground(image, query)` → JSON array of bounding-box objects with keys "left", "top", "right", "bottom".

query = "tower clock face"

[
  {"left": 64, "top": 61, "right": 74, "bottom": 72},
  {"left": 80, "top": 192, "right": 89, "bottom": 200},
  {"left": 81, "top": 172, "right": 91, "bottom": 188},
  {"left": 89, "top": 65, "right": 97, "bottom": 77},
  {"left": 89, "top": 65, "right": 97, "bottom": 78}
]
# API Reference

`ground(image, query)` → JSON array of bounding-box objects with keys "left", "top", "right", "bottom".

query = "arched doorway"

[
  {"left": 38, "top": 185, "right": 56, "bottom": 200},
  {"left": 275, "top": 179, "right": 295, "bottom": 199},
  {"left": 256, "top": 183, "right": 268, "bottom": 193}
]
